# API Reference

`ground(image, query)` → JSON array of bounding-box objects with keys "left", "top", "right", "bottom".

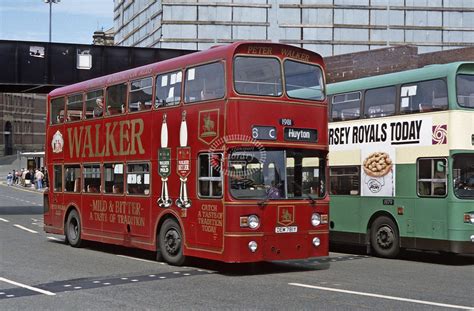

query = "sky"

[{"left": 0, "top": 0, "right": 114, "bottom": 44}]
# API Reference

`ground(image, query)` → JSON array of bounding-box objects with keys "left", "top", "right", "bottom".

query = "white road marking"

[
  {"left": 0, "top": 277, "right": 55, "bottom": 296},
  {"left": 0, "top": 218, "right": 10, "bottom": 223},
  {"left": 13, "top": 224, "right": 38, "bottom": 234},
  {"left": 116, "top": 255, "right": 156, "bottom": 263},
  {"left": 289, "top": 283, "right": 474, "bottom": 310}
]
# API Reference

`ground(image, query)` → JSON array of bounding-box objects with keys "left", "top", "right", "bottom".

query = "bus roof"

[
  {"left": 49, "top": 41, "right": 323, "bottom": 98},
  {"left": 327, "top": 61, "right": 474, "bottom": 95}
]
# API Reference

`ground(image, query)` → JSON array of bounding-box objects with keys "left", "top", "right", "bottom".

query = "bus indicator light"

[
  {"left": 248, "top": 241, "right": 258, "bottom": 253},
  {"left": 397, "top": 207, "right": 404, "bottom": 215},
  {"left": 464, "top": 213, "right": 474, "bottom": 224}
]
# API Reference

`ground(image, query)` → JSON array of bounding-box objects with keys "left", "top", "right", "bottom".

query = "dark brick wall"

[{"left": 325, "top": 46, "right": 474, "bottom": 84}]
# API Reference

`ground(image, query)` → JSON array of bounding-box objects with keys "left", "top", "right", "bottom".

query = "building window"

[
  {"left": 106, "top": 83, "right": 127, "bottom": 116},
  {"left": 198, "top": 153, "right": 223, "bottom": 198},
  {"left": 155, "top": 70, "right": 182, "bottom": 107},
  {"left": 129, "top": 77, "right": 153, "bottom": 112},
  {"left": 64, "top": 165, "right": 81, "bottom": 193},
  {"left": 400, "top": 79, "right": 448, "bottom": 113},
  {"left": 85, "top": 89, "right": 104, "bottom": 119},
  {"left": 185, "top": 62, "right": 225, "bottom": 103},
  {"left": 50, "top": 97, "right": 65, "bottom": 124},
  {"left": 83, "top": 164, "right": 101, "bottom": 193},
  {"left": 53, "top": 165, "right": 62, "bottom": 192},
  {"left": 364, "top": 86, "right": 396, "bottom": 118},
  {"left": 329, "top": 166, "right": 360, "bottom": 195},
  {"left": 417, "top": 158, "right": 447, "bottom": 197},
  {"left": 331, "top": 92, "right": 361, "bottom": 121},
  {"left": 104, "top": 163, "right": 124, "bottom": 194},
  {"left": 127, "top": 163, "right": 150, "bottom": 195}
]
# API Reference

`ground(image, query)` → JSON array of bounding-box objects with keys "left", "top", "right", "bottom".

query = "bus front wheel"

[
  {"left": 65, "top": 210, "right": 82, "bottom": 248},
  {"left": 370, "top": 216, "right": 399, "bottom": 258},
  {"left": 159, "top": 219, "right": 185, "bottom": 266}
]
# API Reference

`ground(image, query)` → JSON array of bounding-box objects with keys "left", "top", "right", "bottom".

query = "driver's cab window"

[
  {"left": 417, "top": 158, "right": 447, "bottom": 197},
  {"left": 198, "top": 153, "right": 222, "bottom": 198}
]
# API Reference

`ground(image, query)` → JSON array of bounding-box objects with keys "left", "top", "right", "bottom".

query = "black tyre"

[
  {"left": 370, "top": 216, "right": 400, "bottom": 258},
  {"left": 159, "top": 219, "right": 185, "bottom": 266},
  {"left": 65, "top": 210, "right": 82, "bottom": 247}
]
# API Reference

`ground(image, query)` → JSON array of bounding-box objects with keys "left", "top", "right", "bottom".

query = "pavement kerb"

[{"left": 0, "top": 181, "right": 46, "bottom": 194}]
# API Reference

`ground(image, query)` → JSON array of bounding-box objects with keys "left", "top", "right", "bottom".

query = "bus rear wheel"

[
  {"left": 370, "top": 216, "right": 399, "bottom": 258},
  {"left": 159, "top": 219, "right": 185, "bottom": 266},
  {"left": 65, "top": 210, "right": 82, "bottom": 248}
]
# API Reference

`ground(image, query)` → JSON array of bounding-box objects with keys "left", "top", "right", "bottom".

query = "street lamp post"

[{"left": 44, "top": 0, "right": 60, "bottom": 43}]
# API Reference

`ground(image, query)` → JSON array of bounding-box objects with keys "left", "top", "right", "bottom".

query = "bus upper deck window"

[
  {"left": 331, "top": 92, "right": 361, "bottom": 121},
  {"left": 50, "top": 97, "right": 65, "bottom": 124},
  {"left": 156, "top": 71, "right": 182, "bottom": 107},
  {"left": 400, "top": 79, "right": 448, "bottom": 114},
  {"left": 85, "top": 90, "right": 104, "bottom": 119},
  {"left": 185, "top": 62, "right": 225, "bottom": 103},
  {"left": 456, "top": 74, "right": 474, "bottom": 108},
  {"left": 129, "top": 77, "right": 153, "bottom": 112},
  {"left": 106, "top": 83, "right": 127, "bottom": 116},
  {"left": 364, "top": 87, "right": 396, "bottom": 118},
  {"left": 66, "top": 93, "right": 83, "bottom": 121}
]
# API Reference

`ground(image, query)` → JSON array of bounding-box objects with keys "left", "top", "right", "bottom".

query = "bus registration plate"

[{"left": 275, "top": 226, "right": 298, "bottom": 233}]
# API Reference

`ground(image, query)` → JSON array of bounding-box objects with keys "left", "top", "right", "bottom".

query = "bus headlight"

[
  {"left": 311, "top": 213, "right": 321, "bottom": 226},
  {"left": 464, "top": 212, "right": 474, "bottom": 224},
  {"left": 312, "top": 237, "right": 321, "bottom": 247},
  {"left": 248, "top": 241, "right": 258, "bottom": 252},
  {"left": 248, "top": 215, "right": 260, "bottom": 229}
]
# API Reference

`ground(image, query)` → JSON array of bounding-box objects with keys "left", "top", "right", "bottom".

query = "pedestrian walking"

[
  {"left": 15, "top": 170, "right": 21, "bottom": 184},
  {"left": 6, "top": 172, "right": 13, "bottom": 186},
  {"left": 35, "top": 169, "right": 44, "bottom": 190},
  {"left": 21, "top": 168, "right": 27, "bottom": 186},
  {"left": 29, "top": 169, "right": 35, "bottom": 188},
  {"left": 24, "top": 170, "right": 31, "bottom": 187}
]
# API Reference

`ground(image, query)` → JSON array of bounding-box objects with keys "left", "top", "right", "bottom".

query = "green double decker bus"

[{"left": 327, "top": 62, "right": 474, "bottom": 258}]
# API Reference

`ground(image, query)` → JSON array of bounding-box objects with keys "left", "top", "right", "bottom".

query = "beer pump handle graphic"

[
  {"left": 176, "top": 110, "right": 191, "bottom": 208},
  {"left": 161, "top": 113, "right": 168, "bottom": 148},
  {"left": 158, "top": 113, "right": 172, "bottom": 208},
  {"left": 176, "top": 177, "right": 192, "bottom": 209},
  {"left": 180, "top": 110, "right": 188, "bottom": 147},
  {"left": 158, "top": 177, "right": 172, "bottom": 208}
]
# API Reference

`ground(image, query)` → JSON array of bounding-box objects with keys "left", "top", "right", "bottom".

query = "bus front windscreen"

[
  {"left": 457, "top": 74, "right": 474, "bottom": 108},
  {"left": 284, "top": 60, "right": 324, "bottom": 100},
  {"left": 234, "top": 56, "right": 283, "bottom": 97},
  {"left": 228, "top": 149, "right": 326, "bottom": 200},
  {"left": 453, "top": 154, "right": 474, "bottom": 199}
]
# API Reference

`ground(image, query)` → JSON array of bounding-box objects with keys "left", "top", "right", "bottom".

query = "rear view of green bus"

[{"left": 327, "top": 62, "right": 474, "bottom": 258}]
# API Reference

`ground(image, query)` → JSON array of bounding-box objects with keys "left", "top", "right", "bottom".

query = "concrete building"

[
  {"left": 113, "top": 0, "right": 474, "bottom": 56},
  {"left": 92, "top": 27, "right": 116, "bottom": 46},
  {"left": 0, "top": 93, "right": 46, "bottom": 156}
]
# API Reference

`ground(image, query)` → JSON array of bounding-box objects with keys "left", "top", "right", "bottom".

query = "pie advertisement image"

[
  {"left": 361, "top": 148, "right": 395, "bottom": 197},
  {"left": 363, "top": 152, "right": 393, "bottom": 177}
]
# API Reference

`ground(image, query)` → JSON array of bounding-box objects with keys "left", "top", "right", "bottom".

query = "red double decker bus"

[{"left": 44, "top": 42, "right": 329, "bottom": 265}]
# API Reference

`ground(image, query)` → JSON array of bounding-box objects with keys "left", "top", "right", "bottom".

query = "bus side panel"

[{"left": 329, "top": 195, "right": 363, "bottom": 245}]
